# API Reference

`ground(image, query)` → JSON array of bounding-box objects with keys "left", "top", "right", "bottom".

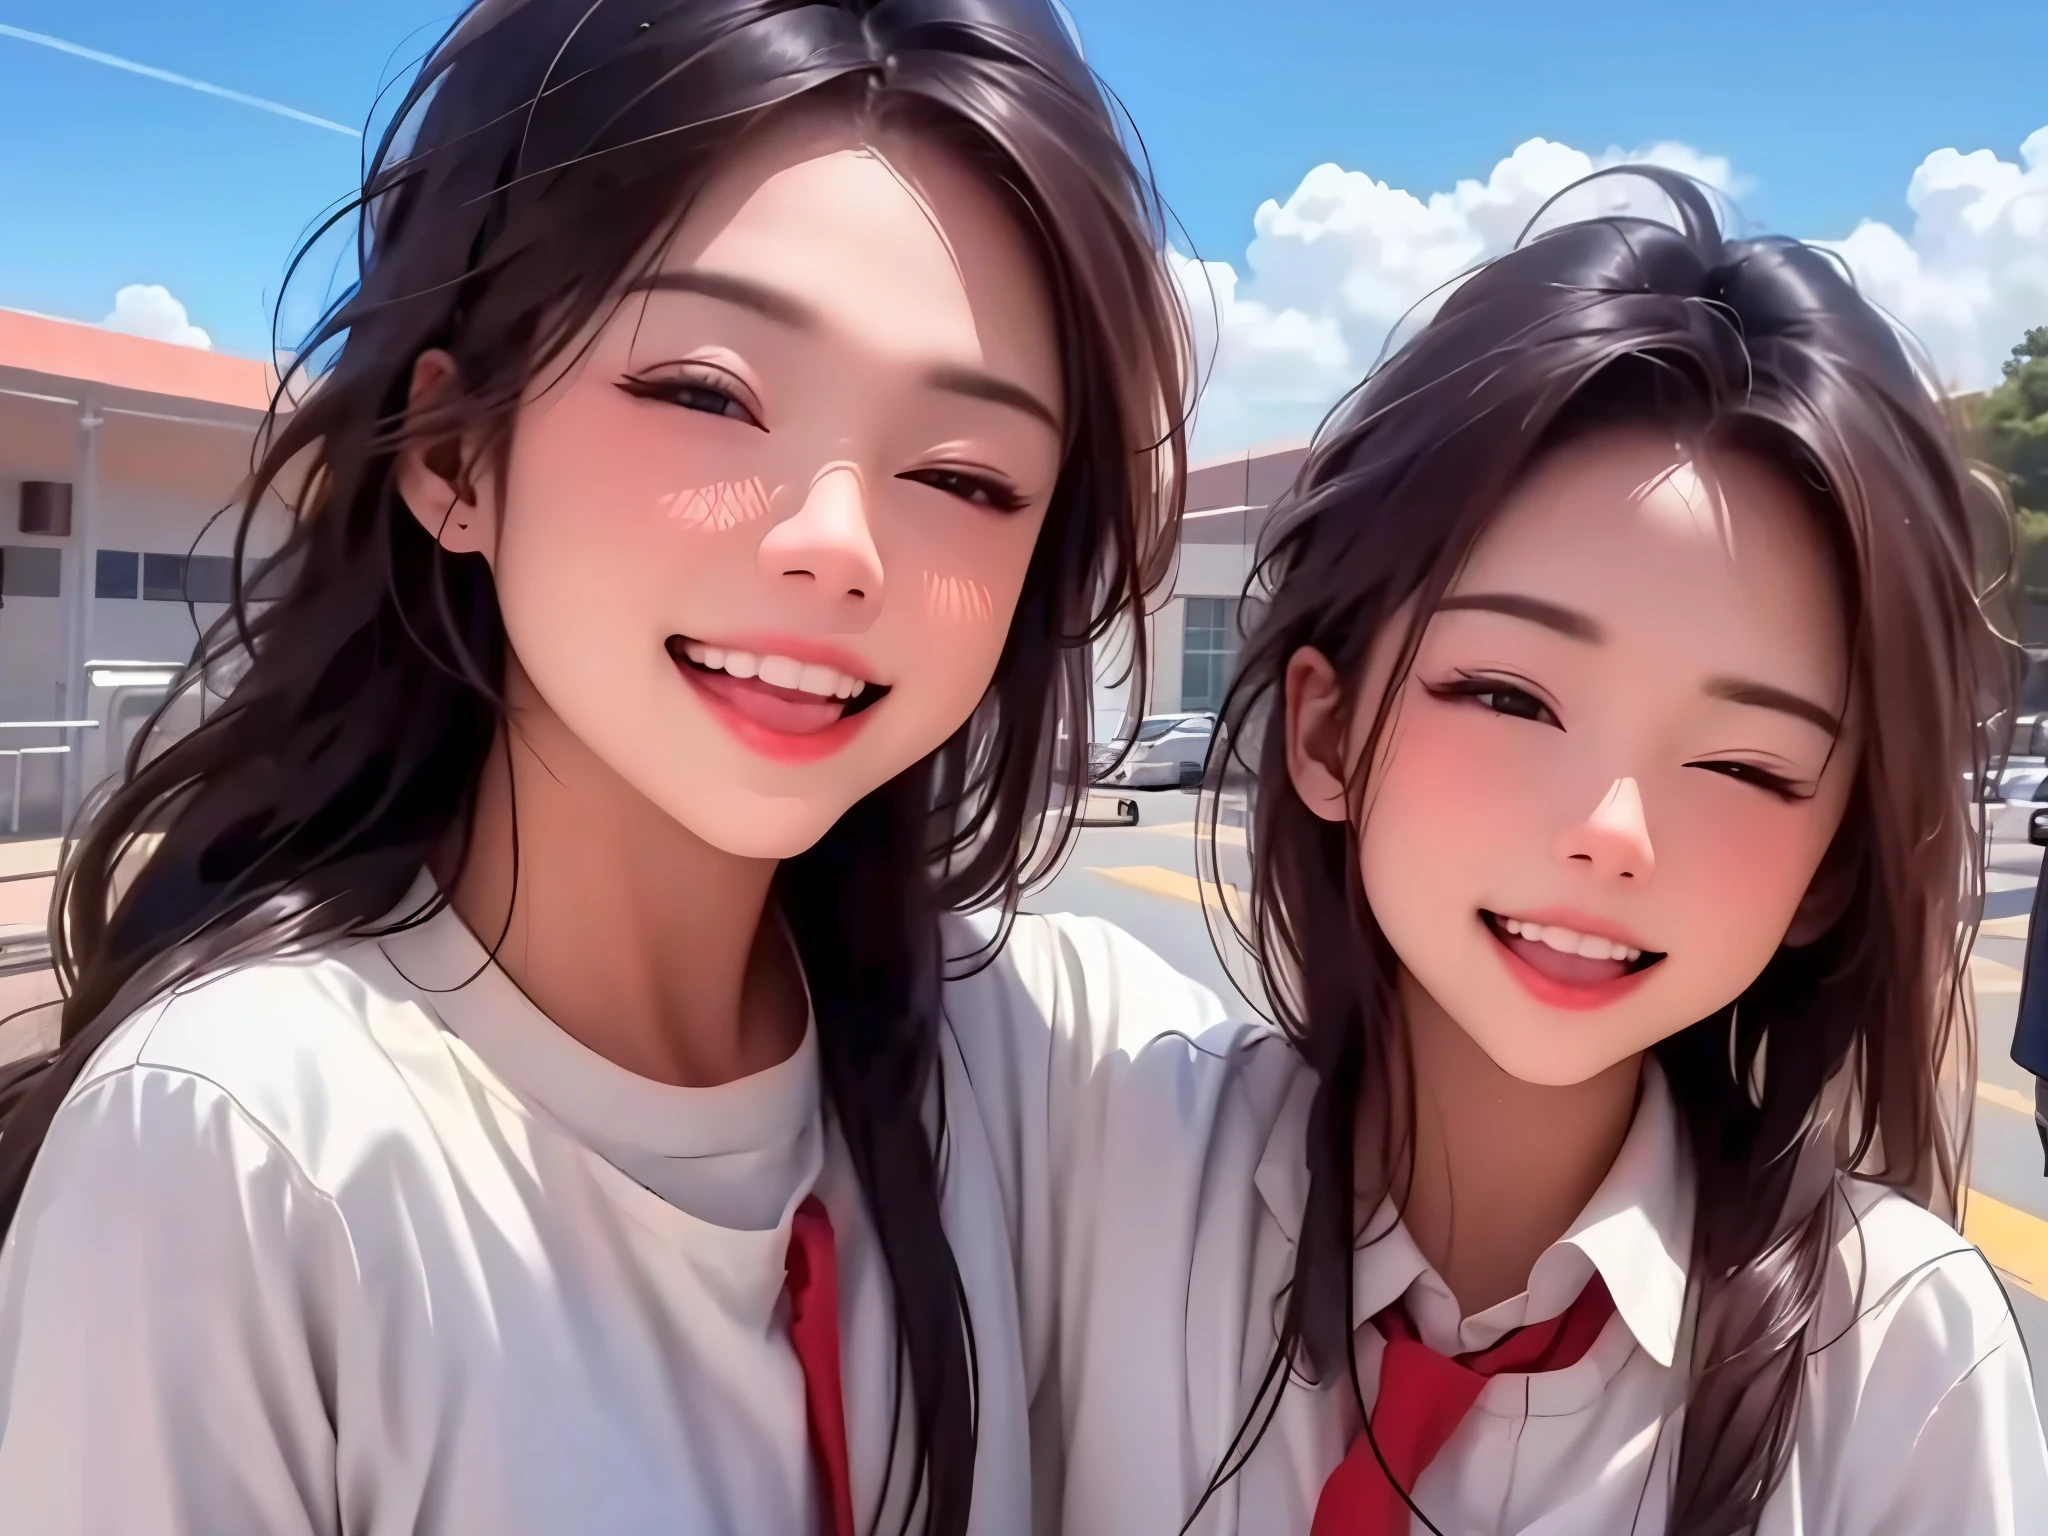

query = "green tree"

[{"left": 1981, "top": 325, "right": 2048, "bottom": 520}]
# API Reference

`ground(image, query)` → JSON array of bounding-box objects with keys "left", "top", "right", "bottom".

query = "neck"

[
  {"left": 1376, "top": 968, "right": 1642, "bottom": 1317},
  {"left": 439, "top": 660, "right": 806, "bottom": 1088}
]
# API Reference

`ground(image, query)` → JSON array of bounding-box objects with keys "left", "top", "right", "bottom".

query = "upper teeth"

[
  {"left": 1499, "top": 916, "right": 1642, "bottom": 963},
  {"left": 679, "top": 641, "right": 867, "bottom": 700}
]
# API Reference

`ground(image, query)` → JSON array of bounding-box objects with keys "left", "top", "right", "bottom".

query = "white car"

[{"left": 1094, "top": 713, "right": 1216, "bottom": 789}]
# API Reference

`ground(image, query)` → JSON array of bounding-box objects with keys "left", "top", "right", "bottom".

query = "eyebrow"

[
  {"left": 623, "top": 271, "right": 1061, "bottom": 434},
  {"left": 624, "top": 270, "right": 816, "bottom": 329},
  {"left": 1705, "top": 678, "right": 1841, "bottom": 736},
  {"left": 1440, "top": 590, "right": 1840, "bottom": 735},
  {"left": 1436, "top": 592, "right": 1605, "bottom": 642},
  {"left": 923, "top": 363, "right": 1061, "bottom": 434}
]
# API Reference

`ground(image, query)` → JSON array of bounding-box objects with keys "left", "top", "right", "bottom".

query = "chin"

[
  {"left": 676, "top": 790, "right": 854, "bottom": 861},
  {"left": 1459, "top": 1009, "right": 1642, "bottom": 1089}
]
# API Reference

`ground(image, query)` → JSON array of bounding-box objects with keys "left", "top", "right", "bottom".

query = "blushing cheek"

[
  {"left": 1361, "top": 714, "right": 1496, "bottom": 930},
  {"left": 656, "top": 476, "right": 776, "bottom": 533},
  {"left": 921, "top": 570, "right": 998, "bottom": 627},
  {"left": 1682, "top": 805, "right": 1819, "bottom": 952}
]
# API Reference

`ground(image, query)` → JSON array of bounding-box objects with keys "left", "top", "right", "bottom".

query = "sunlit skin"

[
  {"left": 394, "top": 110, "right": 1062, "bottom": 1088},
  {"left": 1286, "top": 428, "right": 1858, "bottom": 1311}
]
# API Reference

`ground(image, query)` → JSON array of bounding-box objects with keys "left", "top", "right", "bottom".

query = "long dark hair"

[
  {"left": 1197, "top": 168, "right": 2013, "bottom": 1535},
  {"left": 0, "top": 5, "right": 1189, "bottom": 1532}
]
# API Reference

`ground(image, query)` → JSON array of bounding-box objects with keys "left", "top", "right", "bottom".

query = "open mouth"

[
  {"left": 668, "top": 636, "right": 890, "bottom": 761},
  {"left": 1481, "top": 909, "right": 1664, "bottom": 1006}
]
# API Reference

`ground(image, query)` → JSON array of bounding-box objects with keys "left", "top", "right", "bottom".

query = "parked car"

[{"left": 1094, "top": 712, "right": 1216, "bottom": 789}]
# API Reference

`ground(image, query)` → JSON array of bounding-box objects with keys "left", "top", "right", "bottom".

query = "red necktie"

[
  {"left": 785, "top": 1195, "right": 857, "bottom": 1536},
  {"left": 1310, "top": 1274, "right": 1616, "bottom": 1536}
]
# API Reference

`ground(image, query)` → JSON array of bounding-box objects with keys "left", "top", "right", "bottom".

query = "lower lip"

[
  {"left": 677, "top": 662, "right": 874, "bottom": 765},
  {"left": 1486, "top": 921, "right": 1657, "bottom": 1012}
]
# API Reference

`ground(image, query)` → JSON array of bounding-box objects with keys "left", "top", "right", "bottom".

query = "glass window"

[
  {"left": 142, "top": 553, "right": 187, "bottom": 601},
  {"left": 0, "top": 545, "right": 61, "bottom": 598},
  {"left": 1181, "top": 596, "right": 1240, "bottom": 713},
  {"left": 185, "top": 555, "right": 235, "bottom": 605},
  {"left": 96, "top": 549, "right": 140, "bottom": 599}
]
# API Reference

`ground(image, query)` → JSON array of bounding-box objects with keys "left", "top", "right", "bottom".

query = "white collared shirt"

[
  {"left": 1038, "top": 1024, "right": 2048, "bottom": 1536},
  {"left": 0, "top": 894, "right": 1221, "bottom": 1536}
]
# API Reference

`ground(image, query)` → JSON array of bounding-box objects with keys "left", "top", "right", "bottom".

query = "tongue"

[
  {"left": 685, "top": 664, "right": 848, "bottom": 735},
  {"left": 1500, "top": 930, "right": 1631, "bottom": 987}
]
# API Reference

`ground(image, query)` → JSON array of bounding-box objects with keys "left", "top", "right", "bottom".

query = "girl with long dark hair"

[
  {"left": 0, "top": 3, "right": 1216, "bottom": 1531},
  {"left": 1038, "top": 170, "right": 2048, "bottom": 1534}
]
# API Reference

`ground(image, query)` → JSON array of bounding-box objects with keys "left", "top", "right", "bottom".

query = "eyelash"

[
  {"left": 1423, "top": 674, "right": 1558, "bottom": 727},
  {"left": 1423, "top": 673, "right": 1810, "bottom": 802},
  {"left": 898, "top": 467, "right": 1031, "bottom": 514},
  {"left": 615, "top": 369, "right": 1031, "bottom": 514},
  {"left": 616, "top": 366, "right": 762, "bottom": 428}
]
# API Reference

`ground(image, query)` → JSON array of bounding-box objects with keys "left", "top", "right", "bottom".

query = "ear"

[
  {"left": 1284, "top": 645, "right": 1351, "bottom": 824},
  {"left": 1783, "top": 836, "right": 1857, "bottom": 948},
  {"left": 394, "top": 349, "right": 494, "bottom": 560}
]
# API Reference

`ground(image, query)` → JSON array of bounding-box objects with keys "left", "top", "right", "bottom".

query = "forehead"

[
  {"left": 1449, "top": 429, "right": 1849, "bottom": 702},
  {"left": 626, "top": 110, "right": 1061, "bottom": 399}
]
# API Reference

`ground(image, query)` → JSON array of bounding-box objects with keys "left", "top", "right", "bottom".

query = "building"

[
  {"left": 0, "top": 308, "right": 284, "bottom": 834},
  {"left": 1093, "top": 436, "right": 1306, "bottom": 730}
]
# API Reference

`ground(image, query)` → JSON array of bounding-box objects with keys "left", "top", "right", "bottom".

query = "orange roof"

[{"left": 0, "top": 307, "right": 273, "bottom": 414}]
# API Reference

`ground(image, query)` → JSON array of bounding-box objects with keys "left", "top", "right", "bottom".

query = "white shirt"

[
  {"left": 0, "top": 892, "right": 1218, "bottom": 1536},
  {"left": 1042, "top": 1024, "right": 2048, "bottom": 1536}
]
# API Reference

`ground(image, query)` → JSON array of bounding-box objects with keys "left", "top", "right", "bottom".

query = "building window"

[
  {"left": 1181, "top": 596, "right": 1240, "bottom": 713},
  {"left": 140, "top": 553, "right": 236, "bottom": 603},
  {"left": 186, "top": 555, "right": 235, "bottom": 604},
  {"left": 141, "top": 553, "right": 186, "bottom": 601},
  {"left": 0, "top": 544, "right": 62, "bottom": 598},
  {"left": 96, "top": 549, "right": 140, "bottom": 599}
]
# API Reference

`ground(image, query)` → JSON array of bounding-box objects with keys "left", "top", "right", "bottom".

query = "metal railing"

[{"left": 0, "top": 721, "right": 96, "bottom": 837}]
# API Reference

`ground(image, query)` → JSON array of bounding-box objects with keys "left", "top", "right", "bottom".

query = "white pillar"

[{"left": 61, "top": 396, "right": 101, "bottom": 825}]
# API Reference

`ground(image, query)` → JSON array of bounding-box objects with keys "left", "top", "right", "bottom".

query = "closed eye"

[
  {"left": 615, "top": 366, "right": 764, "bottom": 430},
  {"left": 898, "top": 465, "right": 1031, "bottom": 513},
  {"left": 1688, "top": 760, "right": 1811, "bottom": 801},
  {"left": 1422, "top": 674, "right": 1561, "bottom": 729}
]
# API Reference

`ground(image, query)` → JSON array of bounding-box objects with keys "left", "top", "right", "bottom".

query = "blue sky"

[{"left": 1, "top": 0, "right": 2043, "bottom": 448}]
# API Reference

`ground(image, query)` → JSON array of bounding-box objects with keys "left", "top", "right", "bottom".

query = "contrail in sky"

[{"left": 0, "top": 22, "right": 362, "bottom": 138}]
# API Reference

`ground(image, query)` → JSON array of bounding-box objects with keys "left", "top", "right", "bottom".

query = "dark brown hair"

[
  {"left": 0, "top": 4, "right": 1188, "bottom": 1532},
  {"left": 1197, "top": 168, "right": 2013, "bottom": 1535}
]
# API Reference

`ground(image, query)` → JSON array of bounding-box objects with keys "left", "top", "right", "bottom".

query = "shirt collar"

[
  {"left": 1254, "top": 1055, "right": 1693, "bottom": 1368},
  {"left": 373, "top": 871, "right": 821, "bottom": 1161}
]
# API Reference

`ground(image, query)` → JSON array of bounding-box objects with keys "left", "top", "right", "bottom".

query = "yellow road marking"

[
  {"left": 1980, "top": 1082, "right": 2036, "bottom": 1118},
  {"left": 1971, "top": 954, "right": 2023, "bottom": 995},
  {"left": 1090, "top": 864, "right": 1250, "bottom": 924},
  {"left": 1093, "top": 864, "right": 1202, "bottom": 902},
  {"left": 1963, "top": 1191, "right": 2048, "bottom": 1301}
]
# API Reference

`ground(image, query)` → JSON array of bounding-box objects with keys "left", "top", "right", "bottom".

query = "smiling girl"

[
  {"left": 0, "top": 3, "right": 1212, "bottom": 1533},
  {"left": 1039, "top": 170, "right": 2048, "bottom": 1534}
]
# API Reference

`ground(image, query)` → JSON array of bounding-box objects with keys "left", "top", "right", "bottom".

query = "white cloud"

[
  {"left": 1183, "top": 128, "right": 2047, "bottom": 457},
  {"left": 1823, "top": 127, "right": 2048, "bottom": 396},
  {"left": 1180, "top": 138, "right": 1743, "bottom": 455},
  {"left": 99, "top": 284, "right": 212, "bottom": 350}
]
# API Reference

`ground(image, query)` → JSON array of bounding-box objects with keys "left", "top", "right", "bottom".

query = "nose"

[
  {"left": 1554, "top": 776, "right": 1655, "bottom": 882},
  {"left": 756, "top": 464, "right": 885, "bottom": 609}
]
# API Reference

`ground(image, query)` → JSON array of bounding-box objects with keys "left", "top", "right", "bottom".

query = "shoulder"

[
  {"left": 1822, "top": 1179, "right": 2023, "bottom": 1389},
  {"left": 942, "top": 908, "right": 1231, "bottom": 1054},
  {"left": 1801, "top": 1181, "right": 2048, "bottom": 1520},
  {"left": 61, "top": 937, "right": 465, "bottom": 1198}
]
